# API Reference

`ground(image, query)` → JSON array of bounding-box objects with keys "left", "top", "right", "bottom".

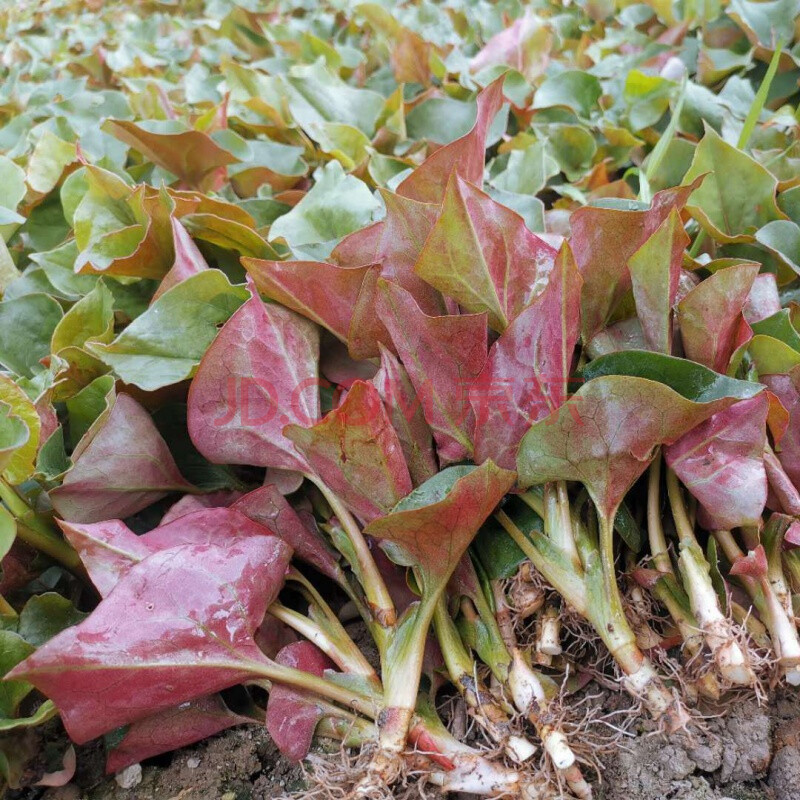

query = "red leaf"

[
  {"left": 266, "top": 641, "right": 336, "bottom": 762},
  {"left": 8, "top": 537, "right": 291, "bottom": 743},
  {"left": 151, "top": 217, "right": 210, "bottom": 303},
  {"left": 372, "top": 344, "right": 438, "bottom": 485},
  {"left": 570, "top": 180, "right": 699, "bottom": 342},
  {"left": 106, "top": 695, "right": 250, "bottom": 774},
  {"left": 50, "top": 394, "right": 193, "bottom": 523},
  {"left": 730, "top": 545, "right": 768, "bottom": 580},
  {"left": 160, "top": 490, "right": 242, "bottom": 525},
  {"left": 242, "top": 257, "right": 374, "bottom": 344},
  {"left": 232, "top": 485, "right": 342, "bottom": 581},
  {"left": 471, "top": 242, "right": 581, "bottom": 469},
  {"left": 665, "top": 394, "right": 768, "bottom": 529},
  {"left": 332, "top": 192, "right": 444, "bottom": 358},
  {"left": 414, "top": 175, "right": 557, "bottom": 331},
  {"left": 59, "top": 507, "right": 282, "bottom": 597},
  {"left": 396, "top": 78, "right": 506, "bottom": 204},
  {"left": 187, "top": 282, "right": 319, "bottom": 473},
  {"left": 469, "top": 13, "right": 552, "bottom": 81},
  {"left": 376, "top": 280, "right": 487, "bottom": 465},
  {"left": 285, "top": 381, "right": 413, "bottom": 523},
  {"left": 677, "top": 262, "right": 760, "bottom": 373}
]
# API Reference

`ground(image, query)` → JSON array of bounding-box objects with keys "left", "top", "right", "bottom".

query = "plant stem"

[
  {"left": 647, "top": 456, "right": 672, "bottom": 575},
  {"left": 306, "top": 473, "right": 396, "bottom": 629},
  {"left": 0, "top": 479, "right": 81, "bottom": 571}
]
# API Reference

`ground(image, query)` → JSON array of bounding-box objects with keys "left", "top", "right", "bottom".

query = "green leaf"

[
  {"left": 0, "top": 294, "right": 64, "bottom": 378},
  {"left": 533, "top": 70, "right": 602, "bottom": 118},
  {"left": 88, "top": 270, "right": 248, "bottom": 391},
  {"left": 51, "top": 282, "right": 115, "bottom": 353},
  {"left": 17, "top": 594, "right": 87, "bottom": 647},
  {"left": 0, "top": 631, "right": 34, "bottom": 719},
  {"left": 683, "top": 125, "right": 784, "bottom": 242},
  {"left": 755, "top": 220, "right": 800, "bottom": 274},
  {"left": 269, "top": 161, "right": 382, "bottom": 249}
]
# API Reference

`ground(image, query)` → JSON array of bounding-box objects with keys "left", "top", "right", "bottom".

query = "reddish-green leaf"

[
  {"left": 397, "top": 78, "right": 505, "bottom": 205},
  {"left": 102, "top": 120, "right": 238, "bottom": 192},
  {"left": 8, "top": 537, "right": 291, "bottom": 743},
  {"left": 376, "top": 280, "right": 487, "bottom": 465},
  {"left": 187, "top": 282, "right": 319, "bottom": 473},
  {"left": 372, "top": 344, "right": 438, "bottom": 485},
  {"left": 762, "top": 368, "right": 800, "bottom": 493},
  {"left": 242, "top": 257, "right": 373, "bottom": 343},
  {"left": 266, "top": 641, "right": 336, "bottom": 763},
  {"left": 415, "top": 174, "right": 556, "bottom": 331},
  {"left": 50, "top": 394, "right": 193, "bottom": 523},
  {"left": 471, "top": 242, "right": 581, "bottom": 470},
  {"left": 571, "top": 180, "right": 698, "bottom": 342},
  {"left": 676, "top": 262, "right": 760, "bottom": 373},
  {"left": 518, "top": 375, "right": 759, "bottom": 521},
  {"left": 665, "top": 394, "right": 768, "bottom": 529},
  {"left": 628, "top": 208, "right": 688, "bottom": 354},
  {"left": 151, "top": 217, "right": 210, "bottom": 303},
  {"left": 364, "top": 461, "right": 516, "bottom": 590},
  {"left": 286, "top": 381, "right": 413, "bottom": 523}
]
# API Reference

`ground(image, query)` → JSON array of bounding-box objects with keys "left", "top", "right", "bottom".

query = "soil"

[{"left": 8, "top": 690, "right": 799, "bottom": 800}]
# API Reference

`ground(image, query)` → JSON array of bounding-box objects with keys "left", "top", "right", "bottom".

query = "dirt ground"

[{"left": 10, "top": 690, "right": 800, "bottom": 800}]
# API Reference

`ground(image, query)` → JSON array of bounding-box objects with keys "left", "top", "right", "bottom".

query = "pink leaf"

[
  {"left": 232, "top": 485, "right": 341, "bottom": 581},
  {"left": 415, "top": 174, "right": 557, "bottom": 331},
  {"left": 50, "top": 394, "right": 193, "bottom": 523},
  {"left": 471, "top": 242, "right": 581, "bottom": 469},
  {"left": 376, "top": 280, "right": 487, "bottom": 465},
  {"left": 160, "top": 490, "right": 242, "bottom": 525},
  {"left": 285, "top": 381, "right": 413, "bottom": 523},
  {"left": 151, "top": 218, "right": 210, "bottom": 303},
  {"left": 763, "top": 368, "right": 800, "bottom": 492},
  {"left": 665, "top": 394, "right": 768, "bottom": 529},
  {"left": 729, "top": 545, "right": 768, "bottom": 580},
  {"left": 744, "top": 273, "right": 781, "bottom": 324},
  {"left": 396, "top": 78, "right": 506, "bottom": 205},
  {"left": 470, "top": 13, "right": 552, "bottom": 81},
  {"left": 676, "top": 262, "right": 760, "bottom": 373},
  {"left": 8, "top": 537, "right": 292, "bottom": 743},
  {"left": 371, "top": 344, "right": 438, "bottom": 485},
  {"left": 187, "top": 282, "right": 319, "bottom": 473},
  {"left": 266, "top": 641, "right": 336, "bottom": 762},
  {"left": 106, "top": 695, "right": 250, "bottom": 774}
]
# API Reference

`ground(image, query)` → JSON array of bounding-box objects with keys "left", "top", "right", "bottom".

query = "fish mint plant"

[{"left": 3, "top": 1, "right": 800, "bottom": 798}]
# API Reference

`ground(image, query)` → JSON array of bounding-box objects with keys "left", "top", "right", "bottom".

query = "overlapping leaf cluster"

[{"left": 2, "top": 0, "right": 800, "bottom": 796}]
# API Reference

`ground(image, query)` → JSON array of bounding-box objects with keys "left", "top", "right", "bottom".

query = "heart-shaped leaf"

[
  {"left": 50, "top": 394, "right": 194, "bottom": 523},
  {"left": 286, "top": 380, "right": 412, "bottom": 523},
  {"left": 471, "top": 242, "right": 581, "bottom": 470},
  {"left": 376, "top": 280, "right": 487, "bottom": 465},
  {"left": 665, "top": 394, "right": 768, "bottom": 529},
  {"left": 187, "top": 282, "right": 319, "bottom": 473},
  {"left": 414, "top": 174, "right": 556, "bottom": 331},
  {"left": 8, "top": 537, "right": 291, "bottom": 743}
]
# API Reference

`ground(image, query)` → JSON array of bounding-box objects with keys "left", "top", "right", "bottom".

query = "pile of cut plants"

[{"left": 2, "top": 0, "right": 800, "bottom": 798}]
